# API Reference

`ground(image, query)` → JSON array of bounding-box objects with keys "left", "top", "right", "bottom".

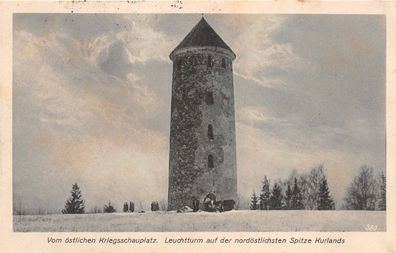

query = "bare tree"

[
  {"left": 299, "top": 165, "right": 325, "bottom": 210},
  {"left": 377, "top": 171, "right": 386, "bottom": 210},
  {"left": 344, "top": 166, "right": 377, "bottom": 210}
]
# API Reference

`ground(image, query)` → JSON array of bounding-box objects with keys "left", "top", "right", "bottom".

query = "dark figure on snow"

[
  {"left": 192, "top": 197, "right": 200, "bottom": 212},
  {"left": 203, "top": 192, "right": 217, "bottom": 212}
]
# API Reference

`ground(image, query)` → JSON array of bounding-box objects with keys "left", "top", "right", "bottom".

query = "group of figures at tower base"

[{"left": 177, "top": 192, "right": 235, "bottom": 213}]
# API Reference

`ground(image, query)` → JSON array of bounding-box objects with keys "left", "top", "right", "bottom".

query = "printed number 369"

[{"left": 365, "top": 224, "right": 378, "bottom": 232}]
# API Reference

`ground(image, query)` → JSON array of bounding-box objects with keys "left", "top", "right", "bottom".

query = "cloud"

[
  {"left": 212, "top": 15, "right": 299, "bottom": 88},
  {"left": 117, "top": 16, "right": 176, "bottom": 63},
  {"left": 232, "top": 15, "right": 385, "bottom": 207},
  {"left": 236, "top": 121, "right": 381, "bottom": 207},
  {"left": 14, "top": 20, "right": 167, "bottom": 131},
  {"left": 13, "top": 15, "right": 173, "bottom": 212}
]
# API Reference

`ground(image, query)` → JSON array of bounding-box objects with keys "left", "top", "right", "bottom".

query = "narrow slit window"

[
  {"left": 208, "top": 124, "right": 214, "bottom": 140},
  {"left": 206, "top": 91, "right": 214, "bottom": 105},
  {"left": 208, "top": 155, "right": 214, "bottom": 169},
  {"left": 221, "top": 58, "right": 226, "bottom": 68},
  {"left": 207, "top": 55, "right": 212, "bottom": 68}
]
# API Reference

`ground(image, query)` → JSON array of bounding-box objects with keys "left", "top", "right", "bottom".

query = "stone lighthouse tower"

[{"left": 168, "top": 17, "right": 237, "bottom": 210}]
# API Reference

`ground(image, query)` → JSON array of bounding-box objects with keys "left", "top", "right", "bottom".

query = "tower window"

[
  {"left": 206, "top": 91, "right": 214, "bottom": 105},
  {"left": 207, "top": 55, "right": 212, "bottom": 68},
  {"left": 208, "top": 155, "right": 214, "bottom": 168},
  {"left": 221, "top": 58, "right": 226, "bottom": 68},
  {"left": 208, "top": 124, "right": 214, "bottom": 140}
]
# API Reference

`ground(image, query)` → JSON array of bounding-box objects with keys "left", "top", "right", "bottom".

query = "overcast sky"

[{"left": 13, "top": 14, "right": 385, "bottom": 212}]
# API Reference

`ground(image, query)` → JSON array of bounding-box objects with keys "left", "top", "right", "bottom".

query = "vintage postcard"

[{"left": 0, "top": 1, "right": 395, "bottom": 253}]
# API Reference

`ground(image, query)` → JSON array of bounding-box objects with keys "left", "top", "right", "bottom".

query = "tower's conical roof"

[{"left": 170, "top": 17, "right": 235, "bottom": 58}]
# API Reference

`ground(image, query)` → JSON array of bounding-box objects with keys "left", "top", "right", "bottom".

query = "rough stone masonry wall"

[{"left": 168, "top": 49, "right": 237, "bottom": 210}]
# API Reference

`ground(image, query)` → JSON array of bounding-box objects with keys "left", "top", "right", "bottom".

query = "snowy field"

[{"left": 14, "top": 210, "right": 385, "bottom": 232}]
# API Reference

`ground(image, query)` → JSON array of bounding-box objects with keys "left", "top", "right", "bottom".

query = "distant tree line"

[
  {"left": 250, "top": 165, "right": 334, "bottom": 210},
  {"left": 14, "top": 165, "right": 386, "bottom": 215},
  {"left": 249, "top": 165, "right": 386, "bottom": 211},
  {"left": 60, "top": 183, "right": 165, "bottom": 214}
]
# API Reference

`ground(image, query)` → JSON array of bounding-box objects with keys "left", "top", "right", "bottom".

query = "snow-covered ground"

[{"left": 13, "top": 210, "right": 385, "bottom": 232}]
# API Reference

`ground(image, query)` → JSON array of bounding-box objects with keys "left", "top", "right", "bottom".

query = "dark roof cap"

[{"left": 170, "top": 17, "right": 235, "bottom": 57}]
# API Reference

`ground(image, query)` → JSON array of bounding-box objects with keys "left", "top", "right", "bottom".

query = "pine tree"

[
  {"left": 285, "top": 184, "right": 293, "bottom": 210},
  {"left": 62, "top": 183, "right": 85, "bottom": 214},
  {"left": 259, "top": 176, "right": 271, "bottom": 210},
  {"left": 270, "top": 183, "right": 283, "bottom": 210},
  {"left": 291, "top": 178, "right": 304, "bottom": 209},
  {"left": 317, "top": 177, "right": 334, "bottom": 210},
  {"left": 378, "top": 172, "right": 386, "bottom": 210},
  {"left": 250, "top": 191, "right": 259, "bottom": 210}
]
